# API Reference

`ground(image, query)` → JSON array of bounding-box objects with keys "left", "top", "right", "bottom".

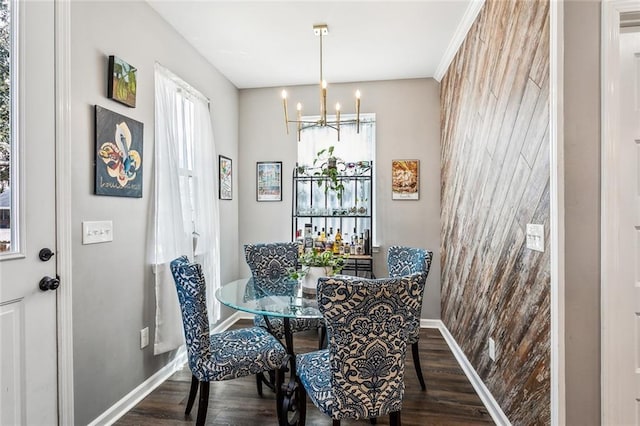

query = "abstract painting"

[
  {"left": 219, "top": 155, "right": 232, "bottom": 200},
  {"left": 256, "top": 161, "right": 282, "bottom": 201},
  {"left": 108, "top": 55, "right": 137, "bottom": 108},
  {"left": 391, "top": 159, "right": 419, "bottom": 200},
  {"left": 95, "top": 105, "right": 143, "bottom": 197}
]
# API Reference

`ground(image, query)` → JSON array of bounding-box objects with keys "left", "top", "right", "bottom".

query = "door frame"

[
  {"left": 601, "top": 1, "right": 640, "bottom": 423},
  {"left": 54, "top": 0, "right": 73, "bottom": 423},
  {"left": 550, "top": 1, "right": 565, "bottom": 424}
]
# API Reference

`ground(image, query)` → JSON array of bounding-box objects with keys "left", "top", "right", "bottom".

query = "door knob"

[
  {"left": 39, "top": 276, "right": 60, "bottom": 291},
  {"left": 39, "top": 248, "right": 55, "bottom": 262}
]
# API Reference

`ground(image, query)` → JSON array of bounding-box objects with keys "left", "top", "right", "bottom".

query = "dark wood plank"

[{"left": 115, "top": 320, "right": 494, "bottom": 425}]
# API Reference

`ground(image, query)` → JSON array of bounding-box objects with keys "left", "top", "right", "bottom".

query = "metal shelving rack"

[{"left": 291, "top": 162, "right": 374, "bottom": 277}]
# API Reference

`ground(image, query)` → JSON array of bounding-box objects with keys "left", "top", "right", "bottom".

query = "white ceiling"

[{"left": 147, "top": 1, "right": 479, "bottom": 89}]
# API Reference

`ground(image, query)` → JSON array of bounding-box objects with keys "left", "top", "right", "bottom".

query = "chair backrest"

[
  {"left": 170, "top": 256, "right": 210, "bottom": 380},
  {"left": 387, "top": 246, "right": 433, "bottom": 277},
  {"left": 317, "top": 272, "right": 427, "bottom": 419},
  {"left": 387, "top": 246, "right": 432, "bottom": 343},
  {"left": 244, "top": 242, "right": 298, "bottom": 279}
]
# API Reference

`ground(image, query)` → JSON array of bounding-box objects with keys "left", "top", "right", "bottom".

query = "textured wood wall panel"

[{"left": 440, "top": 0, "right": 550, "bottom": 424}]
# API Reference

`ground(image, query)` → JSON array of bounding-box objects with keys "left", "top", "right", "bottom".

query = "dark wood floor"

[{"left": 116, "top": 320, "right": 494, "bottom": 426}]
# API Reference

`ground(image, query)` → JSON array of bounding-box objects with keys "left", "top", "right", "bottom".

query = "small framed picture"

[
  {"left": 219, "top": 155, "right": 232, "bottom": 200},
  {"left": 391, "top": 159, "right": 419, "bottom": 200},
  {"left": 108, "top": 55, "right": 137, "bottom": 108},
  {"left": 256, "top": 161, "right": 282, "bottom": 201}
]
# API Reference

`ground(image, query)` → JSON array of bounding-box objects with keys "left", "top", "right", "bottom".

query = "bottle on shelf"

[
  {"left": 363, "top": 229, "right": 371, "bottom": 255},
  {"left": 356, "top": 233, "right": 364, "bottom": 255},
  {"left": 333, "top": 228, "right": 342, "bottom": 254}
]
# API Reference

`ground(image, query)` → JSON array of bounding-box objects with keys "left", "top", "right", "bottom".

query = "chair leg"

[
  {"left": 319, "top": 326, "right": 327, "bottom": 349},
  {"left": 389, "top": 410, "right": 401, "bottom": 426},
  {"left": 412, "top": 341, "right": 427, "bottom": 391},
  {"left": 185, "top": 374, "right": 199, "bottom": 416},
  {"left": 256, "top": 373, "right": 263, "bottom": 396},
  {"left": 332, "top": 420, "right": 340, "bottom": 426},
  {"left": 195, "top": 381, "right": 209, "bottom": 426},
  {"left": 296, "top": 376, "right": 307, "bottom": 426}
]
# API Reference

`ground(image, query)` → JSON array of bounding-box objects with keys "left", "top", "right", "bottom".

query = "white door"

[
  {"left": 0, "top": 1, "right": 58, "bottom": 424},
  {"left": 615, "top": 27, "right": 640, "bottom": 425}
]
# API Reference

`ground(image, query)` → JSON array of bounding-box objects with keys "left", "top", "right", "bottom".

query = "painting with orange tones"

[{"left": 391, "top": 160, "right": 419, "bottom": 200}]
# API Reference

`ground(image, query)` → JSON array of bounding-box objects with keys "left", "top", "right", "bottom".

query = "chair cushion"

[
  {"left": 296, "top": 350, "right": 336, "bottom": 417},
  {"left": 197, "top": 326, "right": 286, "bottom": 382},
  {"left": 387, "top": 246, "right": 433, "bottom": 345},
  {"left": 253, "top": 315, "right": 324, "bottom": 339}
]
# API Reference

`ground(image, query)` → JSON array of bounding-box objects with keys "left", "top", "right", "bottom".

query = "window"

[
  {"left": 0, "top": 0, "right": 14, "bottom": 253},
  {"left": 296, "top": 114, "right": 377, "bottom": 246}
]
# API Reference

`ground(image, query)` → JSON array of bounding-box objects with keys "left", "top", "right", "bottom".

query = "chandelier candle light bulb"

[
  {"left": 296, "top": 102, "right": 302, "bottom": 139},
  {"left": 282, "top": 90, "right": 289, "bottom": 134},
  {"left": 335, "top": 102, "right": 341, "bottom": 141},
  {"left": 356, "top": 90, "right": 361, "bottom": 133}
]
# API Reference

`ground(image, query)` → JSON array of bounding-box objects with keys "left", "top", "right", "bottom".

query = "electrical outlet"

[
  {"left": 488, "top": 337, "right": 496, "bottom": 361},
  {"left": 140, "top": 327, "right": 149, "bottom": 349},
  {"left": 525, "top": 223, "right": 544, "bottom": 252}
]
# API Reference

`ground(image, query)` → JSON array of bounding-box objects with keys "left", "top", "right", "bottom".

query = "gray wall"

[
  {"left": 70, "top": 2, "right": 239, "bottom": 423},
  {"left": 564, "top": 1, "right": 601, "bottom": 424},
  {"left": 238, "top": 79, "right": 442, "bottom": 318}
]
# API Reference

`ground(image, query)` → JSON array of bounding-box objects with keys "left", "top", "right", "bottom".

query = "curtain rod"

[{"left": 155, "top": 62, "right": 210, "bottom": 106}]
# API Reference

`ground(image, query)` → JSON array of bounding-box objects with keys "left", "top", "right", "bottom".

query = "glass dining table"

[{"left": 215, "top": 276, "right": 321, "bottom": 426}]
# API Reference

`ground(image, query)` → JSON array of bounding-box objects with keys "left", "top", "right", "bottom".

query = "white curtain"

[{"left": 151, "top": 63, "right": 221, "bottom": 355}]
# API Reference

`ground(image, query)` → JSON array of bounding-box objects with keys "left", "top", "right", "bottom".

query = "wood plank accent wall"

[{"left": 440, "top": 1, "right": 550, "bottom": 424}]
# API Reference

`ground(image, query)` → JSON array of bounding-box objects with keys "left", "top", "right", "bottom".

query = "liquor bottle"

[
  {"left": 356, "top": 233, "right": 364, "bottom": 255},
  {"left": 333, "top": 228, "right": 342, "bottom": 254},
  {"left": 363, "top": 229, "right": 371, "bottom": 255}
]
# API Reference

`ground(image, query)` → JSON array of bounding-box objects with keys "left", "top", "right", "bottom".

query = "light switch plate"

[
  {"left": 526, "top": 223, "right": 544, "bottom": 252},
  {"left": 82, "top": 220, "right": 113, "bottom": 244},
  {"left": 140, "top": 327, "right": 149, "bottom": 349}
]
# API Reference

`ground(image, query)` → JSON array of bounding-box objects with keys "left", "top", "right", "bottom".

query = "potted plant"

[
  {"left": 313, "top": 146, "right": 346, "bottom": 200},
  {"left": 292, "top": 248, "right": 347, "bottom": 292}
]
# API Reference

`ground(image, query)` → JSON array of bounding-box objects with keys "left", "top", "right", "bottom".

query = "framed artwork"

[
  {"left": 219, "top": 155, "right": 232, "bottom": 200},
  {"left": 256, "top": 161, "right": 282, "bottom": 201},
  {"left": 391, "top": 159, "right": 419, "bottom": 200},
  {"left": 108, "top": 55, "right": 137, "bottom": 108},
  {"left": 94, "top": 105, "right": 143, "bottom": 197}
]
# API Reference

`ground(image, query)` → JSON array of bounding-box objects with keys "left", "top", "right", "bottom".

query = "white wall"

[
  {"left": 238, "top": 78, "right": 442, "bottom": 318},
  {"left": 70, "top": 2, "right": 239, "bottom": 423}
]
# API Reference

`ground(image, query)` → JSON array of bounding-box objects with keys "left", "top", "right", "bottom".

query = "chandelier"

[{"left": 281, "top": 24, "right": 361, "bottom": 142}]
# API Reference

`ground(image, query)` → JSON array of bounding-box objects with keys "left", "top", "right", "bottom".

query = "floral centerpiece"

[{"left": 290, "top": 249, "right": 347, "bottom": 292}]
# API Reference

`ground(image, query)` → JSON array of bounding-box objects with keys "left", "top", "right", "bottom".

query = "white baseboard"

[
  {"left": 89, "top": 311, "right": 247, "bottom": 426},
  {"left": 432, "top": 320, "right": 512, "bottom": 426}
]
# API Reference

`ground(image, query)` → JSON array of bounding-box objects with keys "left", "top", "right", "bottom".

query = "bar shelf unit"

[{"left": 291, "top": 162, "right": 374, "bottom": 277}]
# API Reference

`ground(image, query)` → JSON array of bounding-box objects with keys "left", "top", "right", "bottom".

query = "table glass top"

[{"left": 215, "top": 277, "right": 321, "bottom": 319}]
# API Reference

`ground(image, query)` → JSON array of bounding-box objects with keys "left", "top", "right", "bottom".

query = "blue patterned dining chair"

[
  {"left": 387, "top": 246, "right": 433, "bottom": 391},
  {"left": 295, "top": 272, "right": 427, "bottom": 426},
  {"left": 244, "top": 242, "right": 325, "bottom": 344},
  {"left": 170, "top": 256, "right": 287, "bottom": 426}
]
